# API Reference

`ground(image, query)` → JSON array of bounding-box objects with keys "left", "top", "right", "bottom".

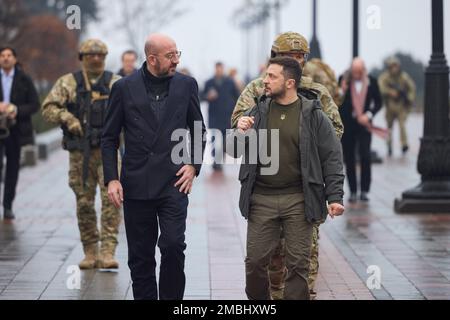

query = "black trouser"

[
  {"left": 0, "top": 131, "right": 21, "bottom": 210},
  {"left": 123, "top": 183, "right": 188, "bottom": 300},
  {"left": 341, "top": 124, "right": 372, "bottom": 194}
]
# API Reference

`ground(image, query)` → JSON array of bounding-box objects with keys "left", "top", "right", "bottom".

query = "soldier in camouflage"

[
  {"left": 42, "top": 39, "right": 122, "bottom": 270},
  {"left": 231, "top": 33, "right": 343, "bottom": 136},
  {"left": 303, "top": 58, "right": 343, "bottom": 107},
  {"left": 301, "top": 57, "right": 343, "bottom": 298},
  {"left": 378, "top": 56, "right": 416, "bottom": 156},
  {"left": 231, "top": 32, "right": 344, "bottom": 300}
]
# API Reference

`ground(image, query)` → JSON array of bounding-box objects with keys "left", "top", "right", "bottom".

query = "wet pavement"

[{"left": 1, "top": 112, "right": 449, "bottom": 300}]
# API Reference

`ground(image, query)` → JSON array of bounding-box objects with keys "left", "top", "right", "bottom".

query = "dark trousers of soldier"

[
  {"left": 341, "top": 124, "right": 372, "bottom": 193},
  {"left": 246, "top": 193, "right": 313, "bottom": 300},
  {"left": 123, "top": 183, "right": 188, "bottom": 300},
  {"left": 0, "top": 129, "right": 21, "bottom": 211}
]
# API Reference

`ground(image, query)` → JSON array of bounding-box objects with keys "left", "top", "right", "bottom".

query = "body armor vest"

[{"left": 62, "top": 70, "right": 113, "bottom": 151}]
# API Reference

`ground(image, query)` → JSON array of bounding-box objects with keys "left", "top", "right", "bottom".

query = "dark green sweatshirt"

[{"left": 255, "top": 98, "right": 303, "bottom": 195}]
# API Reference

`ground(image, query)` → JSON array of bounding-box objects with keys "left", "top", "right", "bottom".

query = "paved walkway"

[{"left": 1, "top": 112, "right": 450, "bottom": 300}]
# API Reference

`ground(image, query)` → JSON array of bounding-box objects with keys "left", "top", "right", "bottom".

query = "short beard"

[
  {"left": 267, "top": 87, "right": 286, "bottom": 100},
  {"left": 154, "top": 60, "right": 173, "bottom": 77},
  {"left": 157, "top": 69, "right": 170, "bottom": 77}
]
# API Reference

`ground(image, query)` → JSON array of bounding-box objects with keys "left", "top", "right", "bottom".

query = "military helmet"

[
  {"left": 385, "top": 56, "right": 401, "bottom": 67},
  {"left": 78, "top": 39, "right": 108, "bottom": 60},
  {"left": 271, "top": 32, "right": 310, "bottom": 57}
]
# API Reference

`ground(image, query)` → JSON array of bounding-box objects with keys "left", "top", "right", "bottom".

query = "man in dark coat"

[
  {"left": 202, "top": 62, "right": 240, "bottom": 171},
  {"left": 339, "top": 57, "right": 383, "bottom": 203},
  {"left": 0, "top": 46, "right": 40, "bottom": 220},
  {"left": 102, "top": 33, "right": 206, "bottom": 300}
]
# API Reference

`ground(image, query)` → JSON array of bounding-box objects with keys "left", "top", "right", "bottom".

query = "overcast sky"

[{"left": 86, "top": 0, "right": 450, "bottom": 85}]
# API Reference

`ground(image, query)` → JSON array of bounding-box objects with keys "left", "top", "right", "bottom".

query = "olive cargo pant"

[
  {"left": 269, "top": 223, "right": 320, "bottom": 299},
  {"left": 245, "top": 193, "right": 313, "bottom": 300}
]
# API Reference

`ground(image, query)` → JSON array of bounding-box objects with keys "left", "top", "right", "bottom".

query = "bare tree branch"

[{"left": 113, "top": 0, "right": 188, "bottom": 55}]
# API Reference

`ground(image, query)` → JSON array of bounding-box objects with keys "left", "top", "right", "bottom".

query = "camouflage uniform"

[
  {"left": 378, "top": 57, "right": 416, "bottom": 153},
  {"left": 231, "top": 32, "right": 343, "bottom": 300},
  {"left": 303, "top": 58, "right": 343, "bottom": 107},
  {"left": 42, "top": 39, "right": 121, "bottom": 269}
]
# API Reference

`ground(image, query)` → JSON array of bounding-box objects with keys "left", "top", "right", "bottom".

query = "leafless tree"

[{"left": 112, "top": 0, "right": 187, "bottom": 55}]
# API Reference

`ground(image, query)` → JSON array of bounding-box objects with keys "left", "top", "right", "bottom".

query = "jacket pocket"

[
  {"left": 307, "top": 182, "right": 328, "bottom": 222},
  {"left": 307, "top": 154, "right": 324, "bottom": 184}
]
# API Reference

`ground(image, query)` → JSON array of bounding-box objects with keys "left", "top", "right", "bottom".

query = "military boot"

[
  {"left": 79, "top": 243, "right": 98, "bottom": 269},
  {"left": 98, "top": 242, "right": 119, "bottom": 269}
]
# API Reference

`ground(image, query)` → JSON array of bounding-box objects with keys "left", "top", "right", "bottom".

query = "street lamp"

[
  {"left": 353, "top": 0, "right": 359, "bottom": 58},
  {"left": 395, "top": 0, "right": 450, "bottom": 213},
  {"left": 309, "top": 0, "right": 322, "bottom": 59}
]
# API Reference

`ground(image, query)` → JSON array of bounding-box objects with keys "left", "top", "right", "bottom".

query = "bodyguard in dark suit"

[
  {"left": 339, "top": 57, "right": 382, "bottom": 203},
  {"left": 0, "top": 47, "right": 39, "bottom": 220},
  {"left": 101, "top": 34, "right": 206, "bottom": 300}
]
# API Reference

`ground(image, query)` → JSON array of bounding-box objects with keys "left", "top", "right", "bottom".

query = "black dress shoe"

[
  {"left": 3, "top": 208, "right": 15, "bottom": 220},
  {"left": 348, "top": 193, "right": 358, "bottom": 203},
  {"left": 360, "top": 192, "right": 369, "bottom": 202}
]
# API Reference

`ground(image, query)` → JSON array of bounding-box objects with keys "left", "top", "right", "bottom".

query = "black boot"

[{"left": 3, "top": 208, "right": 15, "bottom": 220}]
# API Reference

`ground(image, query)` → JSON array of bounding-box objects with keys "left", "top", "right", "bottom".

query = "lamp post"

[
  {"left": 353, "top": 0, "right": 359, "bottom": 58},
  {"left": 309, "top": 0, "right": 322, "bottom": 59},
  {"left": 395, "top": 0, "right": 450, "bottom": 213}
]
